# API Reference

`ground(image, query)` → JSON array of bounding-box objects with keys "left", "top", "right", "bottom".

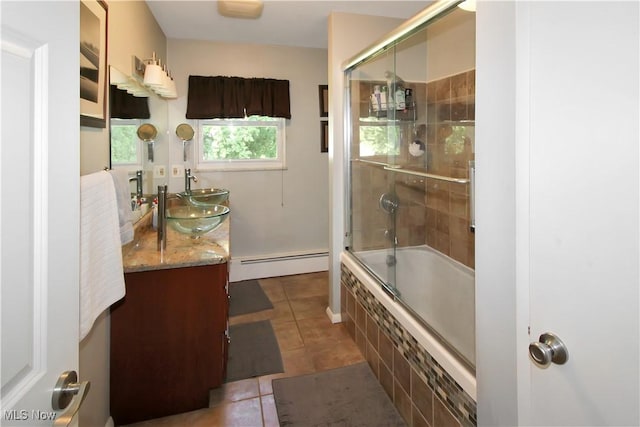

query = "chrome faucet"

[
  {"left": 129, "top": 170, "right": 143, "bottom": 199},
  {"left": 157, "top": 185, "right": 167, "bottom": 251},
  {"left": 185, "top": 168, "right": 198, "bottom": 193}
]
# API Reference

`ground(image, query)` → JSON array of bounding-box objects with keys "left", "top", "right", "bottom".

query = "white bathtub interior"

[{"left": 355, "top": 245, "right": 475, "bottom": 365}]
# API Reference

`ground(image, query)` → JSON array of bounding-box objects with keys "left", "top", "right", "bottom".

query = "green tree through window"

[
  {"left": 111, "top": 124, "right": 138, "bottom": 164},
  {"left": 202, "top": 116, "right": 278, "bottom": 161}
]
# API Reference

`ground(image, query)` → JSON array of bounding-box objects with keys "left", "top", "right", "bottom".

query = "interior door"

[
  {"left": 524, "top": 2, "right": 639, "bottom": 425},
  {"left": 1, "top": 2, "right": 81, "bottom": 425}
]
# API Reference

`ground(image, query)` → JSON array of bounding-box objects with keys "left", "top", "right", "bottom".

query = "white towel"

[
  {"left": 80, "top": 171, "right": 126, "bottom": 341},
  {"left": 108, "top": 169, "right": 134, "bottom": 245}
]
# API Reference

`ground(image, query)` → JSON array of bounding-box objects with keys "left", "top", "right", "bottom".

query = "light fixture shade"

[
  {"left": 143, "top": 63, "right": 165, "bottom": 87},
  {"left": 218, "top": 0, "right": 263, "bottom": 19},
  {"left": 457, "top": 0, "right": 476, "bottom": 12}
]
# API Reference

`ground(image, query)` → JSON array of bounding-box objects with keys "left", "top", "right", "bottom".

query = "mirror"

[
  {"left": 176, "top": 123, "right": 194, "bottom": 161},
  {"left": 109, "top": 65, "right": 169, "bottom": 202}
]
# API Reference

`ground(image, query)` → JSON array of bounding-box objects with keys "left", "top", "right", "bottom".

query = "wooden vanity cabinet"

[{"left": 110, "top": 263, "right": 229, "bottom": 426}]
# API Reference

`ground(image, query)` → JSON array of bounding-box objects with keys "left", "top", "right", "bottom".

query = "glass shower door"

[{"left": 345, "top": 48, "right": 399, "bottom": 295}]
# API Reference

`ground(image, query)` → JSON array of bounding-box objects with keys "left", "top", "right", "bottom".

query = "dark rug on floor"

[
  {"left": 228, "top": 279, "right": 274, "bottom": 317},
  {"left": 225, "top": 320, "right": 284, "bottom": 383},
  {"left": 272, "top": 362, "right": 406, "bottom": 427}
]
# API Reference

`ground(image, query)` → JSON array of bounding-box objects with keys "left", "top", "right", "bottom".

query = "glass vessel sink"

[
  {"left": 166, "top": 204, "right": 230, "bottom": 237},
  {"left": 178, "top": 188, "right": 230, "bottom": 207}
]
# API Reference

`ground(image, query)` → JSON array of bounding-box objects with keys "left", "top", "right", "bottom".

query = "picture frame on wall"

[
  {"left": 80, "top": 0, "right": 108, "bottom": 128},
  {"left": 321, "top": 121, "right": 328, "bottom": 153},
  {"left": 318, "top": 84, "right": 328, "bottom": 117}
]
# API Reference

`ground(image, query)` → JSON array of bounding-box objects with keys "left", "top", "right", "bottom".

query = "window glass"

[
  {"left": 196, "top": 116, "right": 286, "bottom": 171},
  {"left": 358, "top": 118, "right": 401, "bottom": 157},
  {"left": 111, "top": 119, "right": 142, "bottom": 167}
]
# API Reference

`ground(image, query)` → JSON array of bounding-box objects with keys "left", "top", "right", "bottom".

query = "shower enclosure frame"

[{"left": 342, "top": 0, "right": 476, "bottom": 369}]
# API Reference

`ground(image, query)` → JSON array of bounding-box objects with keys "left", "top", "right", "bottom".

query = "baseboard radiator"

[{"left": 229, "top": 250, "right": 329, "bottom": 282}]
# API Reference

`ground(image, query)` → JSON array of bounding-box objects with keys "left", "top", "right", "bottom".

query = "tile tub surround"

[
  {"left": 341, "top": 263, "right": 477, "bottom": 427},
  {"left": 351, "top": 70, "right": 475, "bottom": 270}
]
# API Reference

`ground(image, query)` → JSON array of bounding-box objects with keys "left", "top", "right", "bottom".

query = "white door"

[
  {"left": 523, "top": 2, "right": 639, "bottom": 425},
  {"left": 1, "top": 2, "right": 82, "bottom": 426}
]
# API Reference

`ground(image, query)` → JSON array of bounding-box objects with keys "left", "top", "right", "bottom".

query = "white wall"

[
  {"left": 327, "top": 12, "right": 408, "bottom": 318},
  {"left": 79, "top": 2, "right": 167, "bottom": 426},
  {"left": 474, "top": 1, "right": 518, "bottom": 425},
  {"left": 166, "top": 40, "right": 329, "bottom": 264}
]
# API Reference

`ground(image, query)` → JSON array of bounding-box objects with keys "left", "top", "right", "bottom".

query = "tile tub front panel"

[{"left": 341, "top": 263, "right": 476, "bottom": 427}]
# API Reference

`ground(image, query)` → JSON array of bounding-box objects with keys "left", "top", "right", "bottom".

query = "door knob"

[
  {"left": 529, "top": 332, "right": 568, "bottom": 368},
  {"left": 51, "top": 370, "right": 90, "bottom": 426}
]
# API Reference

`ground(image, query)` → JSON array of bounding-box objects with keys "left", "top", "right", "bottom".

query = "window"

[
  {"left": 358, "top": 118, "right": 401, "bottom": 157},
  {"left": 110, "top": 118, "right": 143, "bottom": 169},
  {"left": 196, "top": 116, "right": 286, "bottom": 171}
]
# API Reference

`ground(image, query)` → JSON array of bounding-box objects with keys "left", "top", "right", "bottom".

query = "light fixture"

[
  {"left": 457, "top": 0, "right": 476, "bottom": 12},
  {"left": 134, "top": 53, "right": 178, "bottom": 99},
  {"left": 217, "top": 0, "right": 263, "bottom": 19},
  {"left": 143, "top": 53, "right": 165, "bottom": 87},
  {"left": 110, "top": 66, "right": 150, "bottom": 97}
]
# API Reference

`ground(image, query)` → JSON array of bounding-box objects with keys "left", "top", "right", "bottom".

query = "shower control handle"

[{"left": 529, "top": 332, "right": 568, "bottom": 368}]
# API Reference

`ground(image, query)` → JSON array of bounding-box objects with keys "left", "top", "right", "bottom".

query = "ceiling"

[{"left": 146, "top": 1, "right": 432, "bottom": 49}]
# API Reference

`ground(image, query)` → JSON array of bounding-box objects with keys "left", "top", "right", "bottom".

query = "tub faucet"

[
  {"left": 185, "top": 168, "right": 198, "bottom": 193},
  {"left": 129, "top": 170, "right": 143, "bottom": 199}
]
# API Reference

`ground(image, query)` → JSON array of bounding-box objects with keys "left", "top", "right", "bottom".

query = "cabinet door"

[{"left": 111, "top": 263, "right": 228, "bottom": 425}]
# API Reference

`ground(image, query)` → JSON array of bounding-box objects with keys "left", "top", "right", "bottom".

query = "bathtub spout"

[{"left": 386, "top": 254, "right": 397, "bottom": 267}]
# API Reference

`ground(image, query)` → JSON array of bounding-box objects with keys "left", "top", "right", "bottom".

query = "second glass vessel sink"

[
  {"left": 166, "top": 204, "right": 230, "bottom": 237},
  {"left": 178, "top": 188, "right": 230, "bottom": 207}
]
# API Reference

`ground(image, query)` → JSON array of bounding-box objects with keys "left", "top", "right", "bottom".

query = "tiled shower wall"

[
  {"left": 341, "top": 264, "right": 477, "bottom": 427},
  {"left": 351, "top": 70, "right": 475, "bottom": 269}
]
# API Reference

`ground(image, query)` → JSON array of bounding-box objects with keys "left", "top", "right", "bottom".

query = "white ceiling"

[{"left": 146, "top": 1, "right": 432, "bottom": 49}]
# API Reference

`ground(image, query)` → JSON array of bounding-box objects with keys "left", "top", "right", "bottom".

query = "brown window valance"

[
  {"left": 186, "top": 75, "right": 291, "bottom": 119},
  {"left": 110, "top": 85, "right": 150, "bottom": 119}
]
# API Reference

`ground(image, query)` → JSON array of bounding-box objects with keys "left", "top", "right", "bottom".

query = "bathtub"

[
  {"left": 355, "top": 245, "right": 475, "bottom": 366},
  {"left": 341, "top": 248, "right": 477, "bottom": 401}
]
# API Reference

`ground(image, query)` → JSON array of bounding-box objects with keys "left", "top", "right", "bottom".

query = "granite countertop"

[{"left": 121, "top": 209, "right": 230, "bottom": 273}]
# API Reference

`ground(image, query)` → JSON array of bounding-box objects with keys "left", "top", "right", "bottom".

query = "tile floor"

[{"left": 123, "top": 271, "right": 364, "bottom": 427}]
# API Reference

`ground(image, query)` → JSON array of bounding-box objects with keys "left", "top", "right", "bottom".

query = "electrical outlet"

[
  {"left": 171, "top": 165, "right": 184, "bottom": 178},
  {"left": 153, "top": 165, "right": 166, "bottom": 178}
]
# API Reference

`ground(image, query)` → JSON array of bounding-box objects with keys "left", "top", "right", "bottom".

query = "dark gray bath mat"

[
  {"left": 225, "top": 320, "right": 284, "bottom": 383},
  {"left": 272, "top": 362, "right": 406, "bottom": 427},
  {"left": 228, "top": 279, "right": 274, "bottom": 317}
]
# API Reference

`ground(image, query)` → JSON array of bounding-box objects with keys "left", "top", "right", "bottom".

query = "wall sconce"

[
  {"left": 457, "top": 0, "right": 476, "bottom": 12},
  {"left": 110, "top": 66, "right": 150, "bottom": 97},
  {"left": 134, "top": 53, "right": 178, "bottom": 99}
]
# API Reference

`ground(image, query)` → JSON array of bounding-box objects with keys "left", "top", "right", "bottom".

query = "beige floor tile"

[
  {"left": 123, "top": 398, "right": 263, "bottom": 427},
  {"left": 306, "top": 338, "right": 365, "bottom": 372},
  {"left": 272, "top": 320, "right": 304, "bottom": 351},
  {"left": 281, "top": 347, "right": 316, "bottom": 376},
  {"left": 296, "top": 316, "right": 352, "bottom": 346},
  {"left": 258, "top": 279, "right": 287, "bottom": 303},
  {"left": 209, "top": 378, "right": 259, "bottom": 407},
  {"left": 282, "top": 279, "right": 328, "bottom": 300},
  {"left": 201, "top": 397, "right": 264, "bottom": 427},
  {"left": 289, "top": 295, "right": 328, "bottom": 320},
  {"left": 261, "top": 395, "right": 280, "bottom": 427},
  {"left": 229, "top": 300, "right": 294, "bottom": 326},
  {"left": 258, "top": 372, "right": 286, "bottom": 395}
]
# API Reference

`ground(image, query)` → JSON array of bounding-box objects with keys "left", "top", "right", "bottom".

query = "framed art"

[
  {"left": 80, "top": 0, "right": 108, "bottom": 128},
  {"left": 321, "top": 121, "right": 328, "bottom": 153},
  {"left": 318, "top": 84, "right": 328, "bottom": 117}
]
